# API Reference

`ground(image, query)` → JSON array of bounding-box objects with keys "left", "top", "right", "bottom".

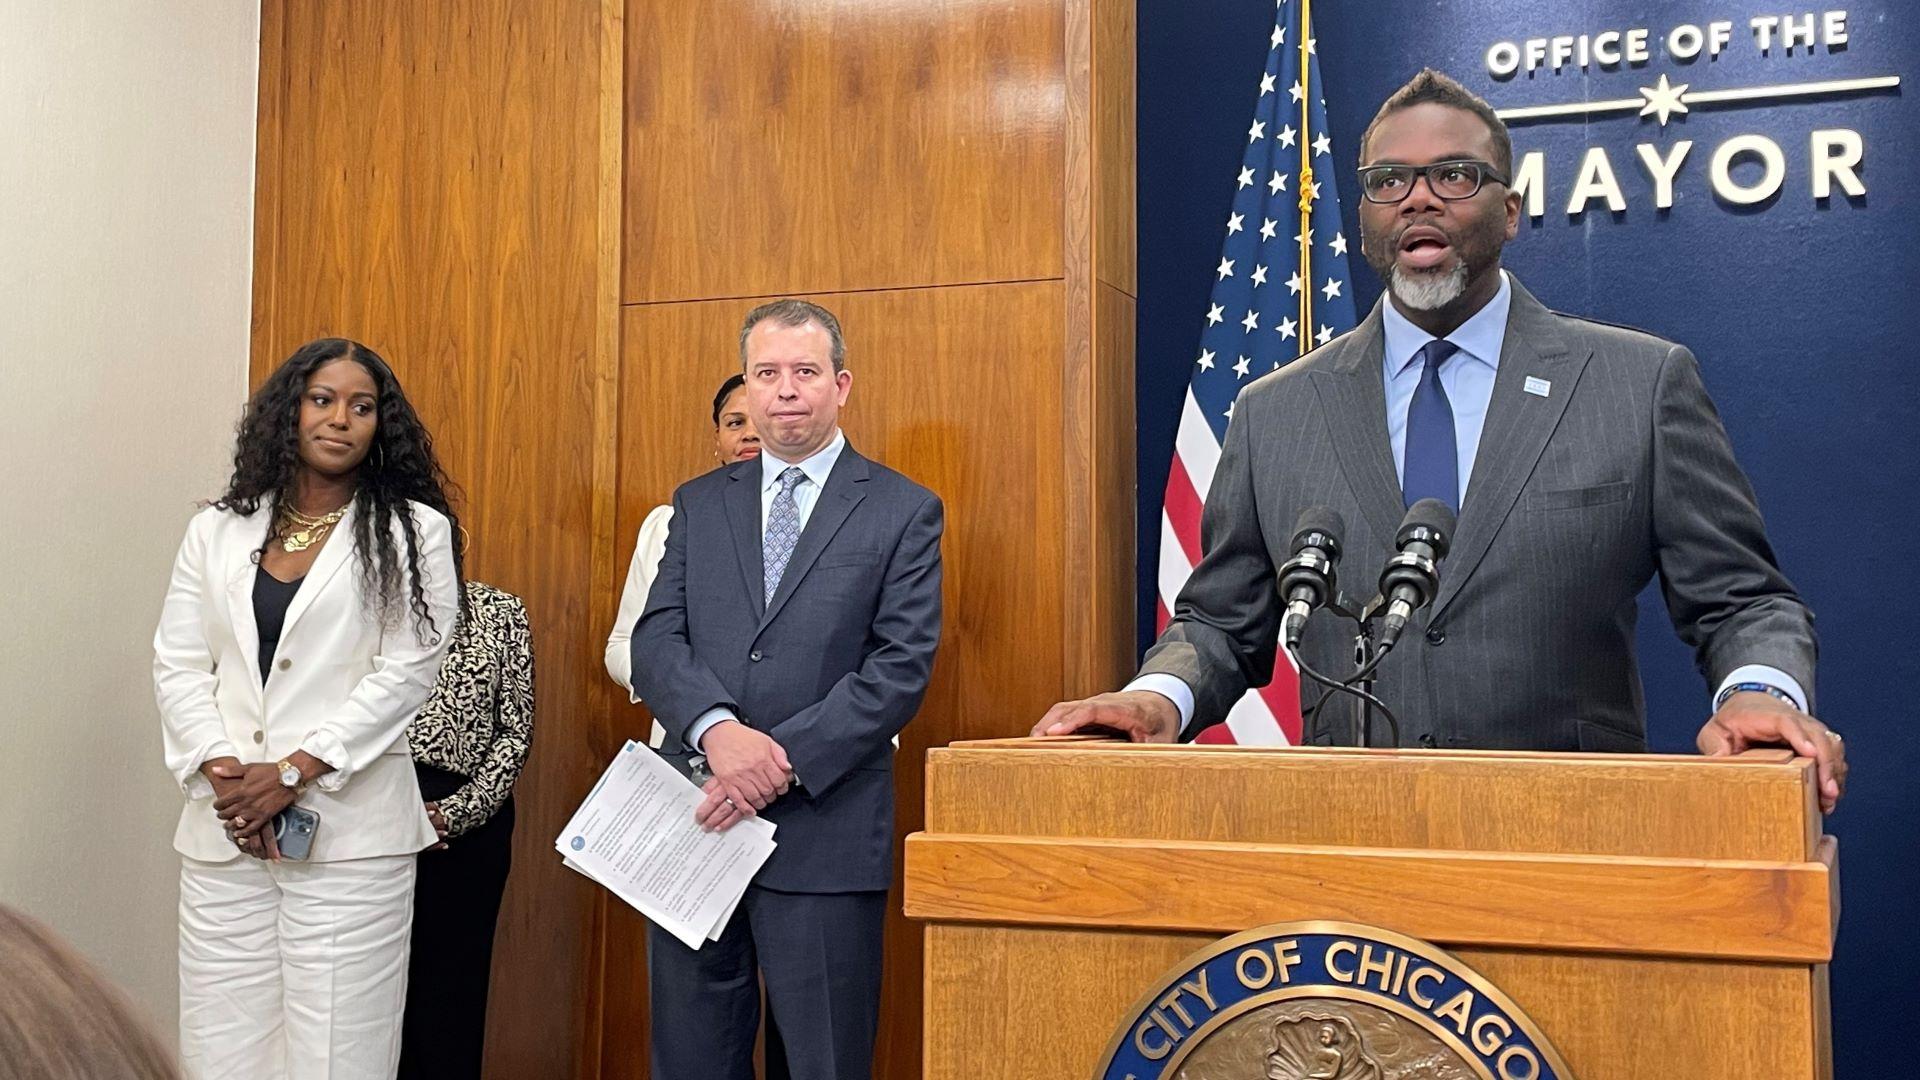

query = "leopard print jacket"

[{"left": 406, "top": 581, "right": 534, "bottom": 837}]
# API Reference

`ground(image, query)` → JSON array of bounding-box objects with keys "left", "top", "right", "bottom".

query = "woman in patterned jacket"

[{"left": 397, "top": 579, "right": 533, "bottom": 1079}]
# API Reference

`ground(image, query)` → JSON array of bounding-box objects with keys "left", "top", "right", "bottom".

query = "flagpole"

[{"left": 1296, "top": 0, "right": 1313, "bottom": 357}]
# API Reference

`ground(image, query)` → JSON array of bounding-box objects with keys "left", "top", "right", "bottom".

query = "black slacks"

[{"left": 398, "top": 764, "right": 515, "bottom": 1080}]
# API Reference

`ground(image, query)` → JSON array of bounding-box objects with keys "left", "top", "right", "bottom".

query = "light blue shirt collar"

[
  {"left": 1381, "top": 268, "right": 1512, "bottom": 380},
  {"left": 761, "top": 428, "right": 846, "bottom": 492}
]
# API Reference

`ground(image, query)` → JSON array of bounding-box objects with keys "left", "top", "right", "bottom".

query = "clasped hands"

[
  {"left": 695, "top": 720, "right": 793, "bottom": 832},
  {"left": 203, "top": 757, "right": 299, "bottom": 860}
]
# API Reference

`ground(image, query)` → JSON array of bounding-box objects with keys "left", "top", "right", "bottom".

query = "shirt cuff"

[
  {"left": 182, "top": 740, "right": 243, "bottom": 800},
  {"left": 1124, "top": 674, "right": 1197, "bottom": 737},
  {"left": 1714, "top": 665, "right": 1808, "bottom": 713},
  {"left": 686, "top": 708, "right": 738, "bottom": 753},
  {"left": 297, "top": 731, "right": 351, "bottom": 792}
]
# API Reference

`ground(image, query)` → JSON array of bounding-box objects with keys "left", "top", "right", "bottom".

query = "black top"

[{"left": 253, "top": 567, "right": 304, "bottom": 684}]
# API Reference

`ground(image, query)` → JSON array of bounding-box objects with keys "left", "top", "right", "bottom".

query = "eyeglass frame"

[{"left": 1354, "top": 159, "right": 1511, "bottom": 204}]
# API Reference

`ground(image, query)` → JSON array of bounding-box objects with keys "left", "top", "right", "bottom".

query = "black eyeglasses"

[{"left": 1356, "top": 159, "right": 1510, "bottom": 204}]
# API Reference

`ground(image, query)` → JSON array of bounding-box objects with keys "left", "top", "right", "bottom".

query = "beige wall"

[{"left": 0, "top": 1, "right": 258, "bottom": 1035}]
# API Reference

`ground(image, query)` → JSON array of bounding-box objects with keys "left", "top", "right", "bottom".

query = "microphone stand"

[{"left": 1309, "top": 594, "right": 1398, "bottom": 748}]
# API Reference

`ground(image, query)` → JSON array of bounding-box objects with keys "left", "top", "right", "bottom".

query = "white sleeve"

[
  {"left": 604, "top": 505, "right": 672, "bottom": 704},
  {"left": 298, "top": 506, "right": 460, "bottom": 790},
  {"left": 153, "top": 511, "right": 242, "bottom": 798}
]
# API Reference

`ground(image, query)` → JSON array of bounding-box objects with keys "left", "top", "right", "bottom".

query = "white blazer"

[
  {"left": 154, "top": 500, "right": 457, "bottom": 863},
  {"left": 604, "top": 504, "right": 673, "bottom": 747}
]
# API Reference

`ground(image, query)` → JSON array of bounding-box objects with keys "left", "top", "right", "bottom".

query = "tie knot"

[
  {"left": 1420, "top": 339, "right": 1461, "bottom": 370},
  {"left": 778, "top": 466, "right": 805, "bottom": 493}
]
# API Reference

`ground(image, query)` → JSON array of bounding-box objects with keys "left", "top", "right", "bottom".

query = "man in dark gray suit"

[
  {"left": 1037, "top": 69, "right": 1847, "bottom": 811},
  {"left": 632, "top": 299, "right": 943, "bottom": 1080}
]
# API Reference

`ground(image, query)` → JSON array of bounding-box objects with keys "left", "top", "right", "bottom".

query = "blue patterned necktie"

[
  {"left": 763, "top": 466, "right": 806, "bottom": 603},
  {"left": 1402, "top": 339, "right": 1462, "bottom": 511}
]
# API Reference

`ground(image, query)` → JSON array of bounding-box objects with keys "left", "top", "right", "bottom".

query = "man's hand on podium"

[
  {"left": 1032, "top": 691, "right": 1181, "bottom": 743},
  {"left": 1697, "top": 692, "right": 1848, "bottom": 814}
]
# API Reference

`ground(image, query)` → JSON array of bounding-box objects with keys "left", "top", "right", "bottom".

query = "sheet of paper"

[{"left": 556, "top": 741, "right": 776, "bottom": 948}]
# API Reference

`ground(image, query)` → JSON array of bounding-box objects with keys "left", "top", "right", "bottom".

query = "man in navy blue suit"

[{"left": 632, "top": 299, "right": 944, "bottom": 1080}]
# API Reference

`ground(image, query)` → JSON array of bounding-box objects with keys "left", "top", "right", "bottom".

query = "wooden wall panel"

[
  {"left": 622, "top": 0, "right": 1067, "bottom": 303},
  {"left": 250, "top": 3, "right": 621, "bottom": 1077},
  {"left": 604, "top": 281, "right": 1068, "bottom": 1077}
]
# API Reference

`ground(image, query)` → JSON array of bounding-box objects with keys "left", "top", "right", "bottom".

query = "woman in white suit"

[
  {"left": 605, "top": 373, "right": 760, "bottom": 747},
  {"left": 154, "top": 338, "right": 463, "bottom": 1080}
]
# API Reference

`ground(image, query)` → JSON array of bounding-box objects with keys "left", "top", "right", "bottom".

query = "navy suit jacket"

[{"left": 631, "top": 444, "right": 943, "bottom": 892}]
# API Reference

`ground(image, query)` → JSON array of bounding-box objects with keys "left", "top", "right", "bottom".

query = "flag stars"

[
  {"left": 1232, "top": 355, "right": 1252, "bottom": 378},
  {"left": 1316, "top": 324, "right": 1334, "bottom": 345},
  {"left": 1196, "top": 348, "right": 1216, "bottom": 371},
  {"left": 1258, "top": 218, "right": 1279, "bottom": 242},
  {"left": 1241, "top": 309, "right": 1260, "bottom": 333},
  {"left": 1248, "top": 119, "right": 1266, "bottom": 143},
  {"left": 1321, "top": 277, "right": 1343, "bottom": 301},
  {"left": 1329, "top": 232, "right": 1348, "bottom": 257},
  {"left": 1225, "top": 399, "right": 1236, "bottom": 421},
  {"left": 1270, "top": 24, "right": 1285, "bottom": 49},
  {"left": 1250, "top": 264, "right": 1269, "bottom": 287},
  {"left": 1206, "top": 303, "right": 1225, "bottom": 326},
  {"left": 1295, "top": 225, "right": 1314, "bottom": 249},
  {"left": 1268, "top": 170, "right": 1288, "bottom": 195},
  {"left": 1260, "top": 73, "right": 1276, "bottom": 96},
  {"left": 1312, "top": 131, "right": 1332, "bottom": 157},
  {"left": 1288, "top": 80, "right": 1305, "bottom": 103},
  {"left": 1305, "top": 36, "right": 1317, "bottom": 56},
  {"left": 1277, "top": 124, "right": 1297, "bottom": 149},
  {"left": 1237, "top": 166, "right": 1255, "bottom": 190},
  {"left": 1303, "top": 177, "right": 1322, "bottom": 203},
  {"left": 1216, "top": 257, "right": 1236, "bottom": 280},
  {"left": 1276, "top": 315, "right": 1299, "bottom": 340},
  {"left": 1286, "top": 270, "right": 1304, "bottom": 296},
  {"left": 1226, "top": 212, "right": 1245, "bottom": 235}
]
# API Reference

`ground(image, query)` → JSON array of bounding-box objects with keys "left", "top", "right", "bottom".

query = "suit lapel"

[
  {"left": 1310, "top": 303, "right": 1406, "bottom": 550},
  {"left": 278, "top": 501, "right": 359, "bottom": 641},
  {"left": 759, "top": 449, "right": 869, "bottom": 630},
  {"left": 1430, "top": 280, "right": 1590, "bottom": 621},
  {"left": 724, "top": 458, "right": 767, "bottom": 620},
  {"left": 223, "top": 505, "right": 274, "bottom": 699}
]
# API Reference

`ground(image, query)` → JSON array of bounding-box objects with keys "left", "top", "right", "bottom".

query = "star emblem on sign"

[{"left": 1638, "top": 73, "right": 1691, "bottom": 126}]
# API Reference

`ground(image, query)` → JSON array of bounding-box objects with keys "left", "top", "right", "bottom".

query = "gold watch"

[{"left": 276, "top": 759, "right": 304, "bottom": 790}]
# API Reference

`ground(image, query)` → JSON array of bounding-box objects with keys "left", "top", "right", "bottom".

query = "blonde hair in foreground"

[{"left": 0, "top": 904, "right": 181, "bottom": 1080}]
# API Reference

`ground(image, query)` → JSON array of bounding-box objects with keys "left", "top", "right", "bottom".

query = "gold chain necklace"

[{"left": 277, "top": 503, "right": 348, "bottom": 553}]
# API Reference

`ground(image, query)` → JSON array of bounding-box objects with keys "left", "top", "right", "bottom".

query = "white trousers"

[{"left": 178, "top": 853, "right": 417, "bottom": 1080}]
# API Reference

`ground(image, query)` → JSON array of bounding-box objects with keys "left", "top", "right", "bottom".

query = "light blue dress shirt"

[
  {"left": 686, "top": 430, "right": 847, "bottom": 751},
  {"left": 1128, "top": 271, "right": 1804, "bottom": 733},
  {"left": 1381, "top": 270, "right": 1511, "bottom": 508}
]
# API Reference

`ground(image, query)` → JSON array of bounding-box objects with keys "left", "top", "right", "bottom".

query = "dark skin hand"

[
  {"left": 211, "top": 751, "right": 333, "bottom": 860},
  {"left": 425, "top": 802, "right": 450, "bottom": 851},
  {"left": 1699, "top": 691, "right": 1848, "bottom": 813}
]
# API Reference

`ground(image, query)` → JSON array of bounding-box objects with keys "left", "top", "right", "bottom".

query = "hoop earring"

[{"left": 374, "top": 443, "right": 386, "bottom": 470}]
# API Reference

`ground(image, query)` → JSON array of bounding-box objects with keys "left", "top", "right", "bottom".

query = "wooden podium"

[{"left": 903, "top": 738, "right": 1836, "bottom": 1079}]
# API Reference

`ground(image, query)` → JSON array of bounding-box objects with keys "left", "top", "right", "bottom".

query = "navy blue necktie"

[{"left": 1402, "top": 339, "right": 1461, "bottom": 511}]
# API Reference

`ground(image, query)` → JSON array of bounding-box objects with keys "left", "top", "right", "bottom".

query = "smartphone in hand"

[{"left": 271, "top": 805, "right": 321, "bottom": 860}]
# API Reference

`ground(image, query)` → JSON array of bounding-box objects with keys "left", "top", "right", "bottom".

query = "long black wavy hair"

[{"left": 214, "top": 338, "right": 465, "bottom": 644}]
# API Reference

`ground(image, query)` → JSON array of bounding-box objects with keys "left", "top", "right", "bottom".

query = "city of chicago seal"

[{"left": 1094, "top": 922, "right": 1573, "bottom": 1080}]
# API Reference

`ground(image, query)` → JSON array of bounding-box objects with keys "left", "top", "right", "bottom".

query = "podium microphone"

[
  {"left": 1375, "top": 498, "right": 1455, "bottom": 655},
  {"left": 1279, "top": 507, "right": 1344, "bottom": 649}
]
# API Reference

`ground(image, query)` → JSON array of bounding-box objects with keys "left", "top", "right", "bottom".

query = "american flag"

[{"left": 1164, "top": 0, "right": 1358, "bottom": 745}]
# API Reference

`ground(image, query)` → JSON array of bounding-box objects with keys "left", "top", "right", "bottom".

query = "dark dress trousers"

[
  {"left": 1143, "top": 277, "right": 1816, "bottom": 749},
  {"left": 632, "top": 444, "right": 943, "bottom": 1080}
]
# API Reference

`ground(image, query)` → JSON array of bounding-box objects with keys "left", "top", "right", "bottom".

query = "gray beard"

[{"left": 1389, "top": 261, "right": 1469, "bottom": 310}]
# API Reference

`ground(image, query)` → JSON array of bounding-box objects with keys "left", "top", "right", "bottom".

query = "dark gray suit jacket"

[
  {"left": 1141, "top": 277, "right": 1815, "bottom": 751},
  {"left": 631, "top": 444, "right": 943, "bottom": 892}
]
